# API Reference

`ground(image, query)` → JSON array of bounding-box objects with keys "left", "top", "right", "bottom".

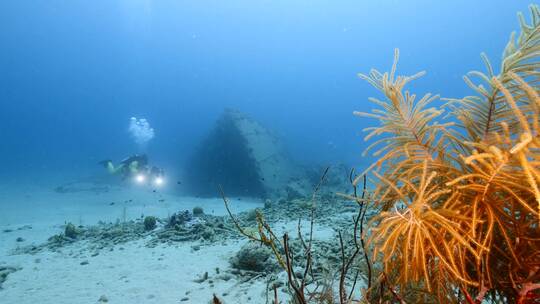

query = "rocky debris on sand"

[
  {"left": 11, "top": 176, "right": 377, "bottom": 279},
  {"left": 0, "top": 265, "right": 20, "bottom": 289},
  {"left": 257, "top": 196, "right": 357, "bottom": 227},
  {"left": 2, "top": 225, "right": 32, "bottom": 234},
  {"left": 13, "top": 210, "right": 239, "bottom": 255},
  {"left": 149, "top": 215, "right": 234, "bottom": 246},
  {"left": 166, "top": 210, "right": 193, "bottom": 228},
  {"left": 226, "top": 234, "right": 366, "bottom": 289}
]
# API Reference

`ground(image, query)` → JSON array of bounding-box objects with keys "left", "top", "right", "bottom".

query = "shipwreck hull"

[{"left": 184, "top": 109, "right": 295, "bottom": 198}]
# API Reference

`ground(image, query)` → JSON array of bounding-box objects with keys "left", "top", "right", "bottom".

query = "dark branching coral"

[
  {"left": 356, "top": 4, "right": 540, "bottom": 303},
  {"left": 222, "top": 167, "right": 353, "bottom": 304}
]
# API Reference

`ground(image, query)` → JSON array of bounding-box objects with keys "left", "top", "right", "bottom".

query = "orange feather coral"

[{"left": 358, "top": 5, "right": 540, "bottom": 303}]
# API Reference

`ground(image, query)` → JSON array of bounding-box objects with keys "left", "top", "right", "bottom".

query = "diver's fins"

[{"left": 98, "top": 160, "right": 112, "bottom": 167}]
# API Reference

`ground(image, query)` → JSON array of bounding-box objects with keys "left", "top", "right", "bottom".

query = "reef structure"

[{"left": 184, "top": 109, "right": 298, "bottom": 198}]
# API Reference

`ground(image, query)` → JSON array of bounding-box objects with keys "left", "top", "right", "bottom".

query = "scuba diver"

[{"left": 99, "top": 154, "right": 165, "bottom": 186}]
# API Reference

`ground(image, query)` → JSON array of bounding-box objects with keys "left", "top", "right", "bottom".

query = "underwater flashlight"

[
  {"left": 135, "top": 174, "right": 146, "bottom": 183},
  {"left": 154, "top": 177, "right": 164, "bottom": 186}
]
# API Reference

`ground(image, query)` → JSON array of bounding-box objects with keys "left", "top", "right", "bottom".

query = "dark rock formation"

[
  {"left": 184, "top": 109, "right": 297, "bottom": 198},
  {"left": 64, "top": 223, "right": 79, "bottom": 239}
]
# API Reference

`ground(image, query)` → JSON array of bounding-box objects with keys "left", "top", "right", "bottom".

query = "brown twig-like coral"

[
  {"left": 220, "top": 166, "right": 333, "bottom": 304},
  {"left": 357, "top": 4, "right": 540, "bottom": 303}
]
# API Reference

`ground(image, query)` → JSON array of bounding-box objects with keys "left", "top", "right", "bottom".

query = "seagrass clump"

[{"left": 356, "top": 4, "right": 540, "bottom": 303}]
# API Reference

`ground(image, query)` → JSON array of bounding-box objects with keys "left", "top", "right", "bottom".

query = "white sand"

[
  {"left": 2, "top": 238, "right": 271, "bottom": 303},
  {"left": 0, "top": 181, "right": 265, "bottom": 303},
  {"left": 0, "top": 181, "right": 338, "bottom": 303}
]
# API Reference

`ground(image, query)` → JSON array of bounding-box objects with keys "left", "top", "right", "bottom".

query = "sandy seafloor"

[{"left": 0, "top": 178, "right": 336, "bottom": 304}]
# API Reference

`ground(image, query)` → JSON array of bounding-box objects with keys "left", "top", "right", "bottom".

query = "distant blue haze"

[{"left": 0, "top": 0, "right": 532, "bottom": 182}]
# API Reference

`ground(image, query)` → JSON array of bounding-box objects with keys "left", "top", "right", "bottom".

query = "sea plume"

[{"left": 358, "top": 4, "right": 540, "bottom": 303}]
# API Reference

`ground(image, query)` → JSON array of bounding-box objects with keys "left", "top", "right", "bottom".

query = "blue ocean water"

[
  {"left": 0, "top": 0, "right": 531, "bottom": 181},
  {"left": 1, "top": 2, "right": 538, "bottom": 303}
]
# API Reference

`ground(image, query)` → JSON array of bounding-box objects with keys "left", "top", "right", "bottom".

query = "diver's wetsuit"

[{"left": 101, "top": 154, "right": 149, "bottom": 180}]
